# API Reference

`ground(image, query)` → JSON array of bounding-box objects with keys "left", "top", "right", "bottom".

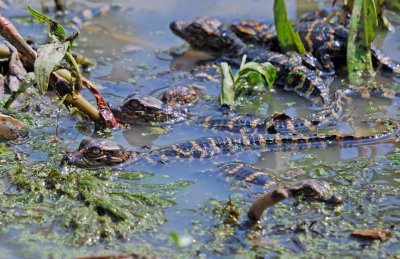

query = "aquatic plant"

[
  {"left": 0, "top": 154, "right": 189, "bottom": 246},
  {"left": 220, "top": 55, "right": 276, "bottom": 107},
  {"left": 347, "top": 0, "right": 378, "bottom": 86},
  {"left": 273, "top": 0, "right": 307, "bottom": 54}
]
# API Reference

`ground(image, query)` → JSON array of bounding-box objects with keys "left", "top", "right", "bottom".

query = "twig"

[
  {"left": 247, "top": 187, "right": 289, "bottom": 222},
  {"left": 0, "top": 12, "right": 101, "bottom": 123}
]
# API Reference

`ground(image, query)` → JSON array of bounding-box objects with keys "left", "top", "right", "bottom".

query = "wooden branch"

[{"left": 0, "top": 12, "right": 101, "bottom": 123}]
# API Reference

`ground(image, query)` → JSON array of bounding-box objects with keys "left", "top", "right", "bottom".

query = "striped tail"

[{"left": 151, "top": 123, "right": 399, "bottom": 161}]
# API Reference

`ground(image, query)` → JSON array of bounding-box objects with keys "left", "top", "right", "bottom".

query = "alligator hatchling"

[
  {"left": 63, "top": 125, "right": 398, "bottom": 168},
  {"left": 110, "top": 85, "right": 205, "bottom": 124},
  {"left": 169, "top": 14, "right": 400, "bottom": 135},
  {"left": 64, "top": 132, "right": 399, "bottom": 204},
  {"left": 171, "top": 15, "right": 400, "bottom": 76},
  {"left": 61, "top": 10, "right": 400, "bottom": 221}
]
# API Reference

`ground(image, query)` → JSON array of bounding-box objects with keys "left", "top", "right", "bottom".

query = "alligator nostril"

[
  {"left": 170, "top": 21, "right": 180, "bottom": 33},
  {"left": 170, "top": 21, "right": 185, "bottom": 36}
]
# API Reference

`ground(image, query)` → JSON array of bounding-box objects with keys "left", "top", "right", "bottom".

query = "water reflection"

[{"left": 2, "top": 0, "right": 400, "bottom": 256}]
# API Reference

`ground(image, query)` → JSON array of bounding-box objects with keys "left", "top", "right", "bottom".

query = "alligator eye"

[
  {"left": 87, "top": 147, "right": 102, "bottom": 157},
  {"left": 302, "top": 186, "right": 316, "bottom": 197},
  {"left": 128, "top": 100, "right": 139, "bottom": 108},
  {"left": 221, "top": 31, "right": 229, "bottom": 41},
  {"left": 126, "top": 99, "right": 145, "bottom": 111}
]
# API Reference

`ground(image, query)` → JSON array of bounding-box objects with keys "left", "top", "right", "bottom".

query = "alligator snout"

[
  {"left": 60, "top": 154, "right": 77, "bottom": 165},
  {"left": 170, "top": 20, "right": 187, "bottom": 37}
]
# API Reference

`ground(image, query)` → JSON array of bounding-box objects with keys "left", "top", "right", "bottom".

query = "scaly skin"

[
  {"left": 62, "top": 124, "right": 398, "bottom": 168},
  {"left": 170, "top": 17, "right": 331, "bottom": 108},
  {"left": 170, "top": 16, "right": 399, "bottom": 135},
  {"left": 231, "top": 19, "right": 400, "bottom": 76},
  {"left": 219, "top": 162, "right": 342, "bottom": 204},
  {"left": 198, "top": 109, "right": 342, "bottom": 134},
  {"left": 110, "top": 85, "right": 204, "bottom": 124},
  {"left": 110, "top": 93, "right": 187, "bottom": 124},
  {"left": 160, "top": 84, "right": 205, "bottom": 106}
]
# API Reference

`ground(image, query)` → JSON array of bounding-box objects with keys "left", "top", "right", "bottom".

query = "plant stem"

[
  {"left": 65, "top": 52, "right": 82, "bottom": 90},
  {"left": 64, "top": 93, "right": 100, "bottom": 121},
  {"left": 0, "top": 13, "right": 101, "bottom": 123}
]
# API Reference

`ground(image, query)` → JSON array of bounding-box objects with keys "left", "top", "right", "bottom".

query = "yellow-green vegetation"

[
  {"left": 385, "top": 0, "right": 400, "bottom": 11},
  {"left": 347, "top": 0, "right": 378, "bottom": 86},
  {"left": 220, "top": 56, "right": 276, "bottom": 107},
  {"left": 192, "top": 155, "right": 400, "bottom": 257},
  {"left": 273, "top": 0, "right": 306, "bottom": 54},
  {"left": 0, "top": 156, "right": 188, "bottom": 246},
  {"left": 0, "top": 95, "right": 190, "bottom": 257},
  {"left": 27, "top": 6, "right": 78, "bottom": 94}
]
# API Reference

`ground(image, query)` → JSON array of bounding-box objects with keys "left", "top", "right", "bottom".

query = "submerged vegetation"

[
  {"left": 0, "top": 147, "right": 189, "bottom": 247},
  {"left": 0, "top": 0, "right": 400, "bottom": 257}
]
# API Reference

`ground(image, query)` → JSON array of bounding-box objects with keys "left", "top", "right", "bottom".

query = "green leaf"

[
  {"left": 28, "top": 6, "right": 66, "bottom": 41},
  {"left": 239, "top": 54, "right": 248, "bottom": 70},
  {"left": 243, "top": 71, "right": 264, "bottom": 87},
  {"left": 273, "top": 0, "right": 306, "bottom": 54},
  {"left": 263, "top": 62, "right": 277, "bottom": 89},
  {"left": 34, "top": 42, "right": 69, "bottom": 95},
  {"left": 219, "top": 59, "right": 276, "bottom": 107},
  {"left": 347, "top": 0, "right": 377, "bottom": 86},
  {"left": 237, "top": 62, "right": 276, "bottom": 89},
  {"left": 170, "top": 231, "right": 192, "bottom": 247},
  {"left": 220, "top": 62, "right": 235, "bottom": 107}
]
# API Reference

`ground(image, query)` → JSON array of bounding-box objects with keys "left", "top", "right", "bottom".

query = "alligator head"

[
  {"left": 61, "top": 138, "right": 139, "bottom": 168},
  {"left": 170, "top": 17, "right": 247, "bottom": 58},
  {"left": 111, "top": 93, "right": 180, "bottom": 124},
  {"left": 285, "top": 179, "right": 343, "bottom": 204}
]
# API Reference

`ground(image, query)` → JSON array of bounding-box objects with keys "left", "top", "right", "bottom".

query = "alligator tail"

[{"left": 152, "top": 123, "right": 399, "bottom": 161}]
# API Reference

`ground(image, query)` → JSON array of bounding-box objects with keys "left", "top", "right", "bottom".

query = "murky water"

[{"left": 1, "top": 0, "right": 399, "bottom": 257}]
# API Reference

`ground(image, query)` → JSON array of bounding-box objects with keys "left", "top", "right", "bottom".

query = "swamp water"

[{"left": 0, "top": 0, "right": 399, "bottom": 257}]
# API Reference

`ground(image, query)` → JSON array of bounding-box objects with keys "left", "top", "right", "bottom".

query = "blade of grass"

[
  {"left": 347, "top": 0, "right": 377, "bottom": 86},
  {"left": 273, "top": 0, "right": 306, "bottom": 54},
  {"left": 220, "top": 62, "right": 235, "bottom": 107}
]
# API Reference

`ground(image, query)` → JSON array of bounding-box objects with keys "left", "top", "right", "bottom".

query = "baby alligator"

[
  {"left": 246, "top": 178, "right": 342, "bottom": 222},
  {"left": 198, "top": 105, "right": 342, "bottom": 134},
  {"left": 232, "top": 19, "right": 400, "bottom": 76},
  {"left": 219, "top": 162, "right": 342, "bottom": 204},
  {"left": 110, "top": 84, "right": 342, "bottom": 134},
  {"left": 170, "top": 17, "right": 332, "bottom": 108},
  {"left": 110, "top": 85, "right": 204, "bottom": 124},
  {"left": 170, "top": 17, "right": 399, "bottom": 134},
  {"left": 219, "top": 161, "right": 343, "bottom": 223},
  {"left": 172, "top": 16, "right": 400, "bottom": 77},
  {"left": 110, "top": 93, "right": 187, "bottom": 124},
  {"left": 62, "top": 126, "right": 398, "bottom": 168}
]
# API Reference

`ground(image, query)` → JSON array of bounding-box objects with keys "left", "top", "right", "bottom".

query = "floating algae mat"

[{"left": 0, "top": 0, "right": 400, "bottom": 257}]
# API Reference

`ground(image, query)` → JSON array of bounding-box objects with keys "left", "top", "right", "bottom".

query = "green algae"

[
  {"left": 0, "top": 152, "right": 190, "bottom": 248},
  {"left": 1, "top": 97, "right": 399, "bottom": 258},
  {"left": 184, "top": 154, "right": 400, "bottom": 257},
  {"left": 0, "top": 143, "right": 8, "bottom": 153},
  {"left": 0, "top": 81, "right": 193, "bottom": 257}
]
